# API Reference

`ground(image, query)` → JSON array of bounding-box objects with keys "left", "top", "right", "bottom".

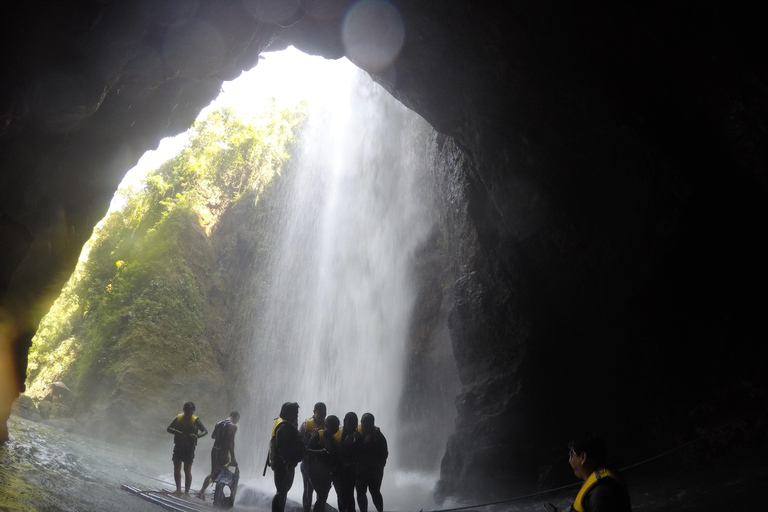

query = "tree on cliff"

[{"left": 24, "top": 101, "right": 306, "bottom": 438}]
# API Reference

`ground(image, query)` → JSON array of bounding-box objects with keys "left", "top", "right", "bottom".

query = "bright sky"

[{"left": 110, "top": 46, "right": 353, "bottom": 211}]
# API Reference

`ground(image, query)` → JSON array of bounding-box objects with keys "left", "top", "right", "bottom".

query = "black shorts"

[
  {"left": 172, "top": 444, "right": 196, "bottom": 464},
  {"left": 210, "top": 446, "right": 230, "bottom": 472}
]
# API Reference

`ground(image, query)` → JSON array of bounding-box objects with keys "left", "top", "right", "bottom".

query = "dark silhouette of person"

[
  {"left": 299, "top": 402, "right": 327, "bottom": 512},
  {"left": 355, "top": 413, "right": 388, "bottom": 512},
  {"left": 166, "top": 401, "right": 208, "bottom": 496},
  {"left": 197, "top": 410, "right": 240, "bottom": 500},
  {"left": 270, "top": 402, "right": 305, "bottom": 512},
  {"left": 306, "top": 414, "right": 341, "bottom": 512},
  {"left": 334, "top": 412, "right": 362, "bottom": 512},
  {"left": 544, "top": 433, "right": 632, "bottom": 512}
]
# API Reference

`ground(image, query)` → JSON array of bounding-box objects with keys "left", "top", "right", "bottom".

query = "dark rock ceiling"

[{"left": 1, "top": 0, "right": 767, "bottom": 502}]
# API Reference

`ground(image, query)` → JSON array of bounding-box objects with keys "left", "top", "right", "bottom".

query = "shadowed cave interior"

[{"left": 1, "top": 1, "right": 767, "bottom": 509}]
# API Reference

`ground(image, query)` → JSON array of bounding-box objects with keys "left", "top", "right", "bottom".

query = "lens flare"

[{"left": 342, "top": 0, "right": 405, "bottom": 72}]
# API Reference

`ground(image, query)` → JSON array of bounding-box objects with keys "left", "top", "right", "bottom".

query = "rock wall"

[{"left": 1, "top": 0, "right": 767, "bottom": 502}]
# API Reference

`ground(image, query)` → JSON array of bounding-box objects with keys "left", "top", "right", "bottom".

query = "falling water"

[{"left": 237, "top": 57, "right": 443, "bottom": 509}]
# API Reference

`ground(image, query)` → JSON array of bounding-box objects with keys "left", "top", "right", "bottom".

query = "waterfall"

[{"left": 236, "top": 56, "right": 443, "bottom": 509}]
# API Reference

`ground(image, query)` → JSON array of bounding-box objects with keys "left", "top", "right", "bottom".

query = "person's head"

[
  {"left": 325, "top": 415, "right": 340, "bottom": 435},
  {"left": 313, "top": 402, "right": 327, "bottom": 422},
  {"left": 229, "top": 411, "right": 240, "bottom": 424},
  {"left": 182, "top": 401, "right": 196, "bottom": 415},
  {"left": 360, "top": 412, "right": 375, "bottom": 432},
  {"left": 343, "top": 411, "right": 358, "bottom": 433},
  {"left": 568, "top": 433, "right": 608, "bottom": 480},
  {"left": 280, "top": 402, "right": 300, "bottom": 426}
]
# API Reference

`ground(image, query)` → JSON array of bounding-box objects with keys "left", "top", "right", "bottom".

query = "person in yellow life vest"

[
  {"left": 299, "top": 402, "right": 327, "bottom": 512},
  {"left": 306, "top": 415, "right": 341, "bottom": 512},
  {"left": 270, "top": 402, "right": 305, "bottom": 512},
  {"left": 355, "top": 413, "right": 388, "bottom": 512},
  {"left": 166, "top": 401, "right": 208, "bottom": 496},
  {"left": 544, "top": 433, "right": 632, "bottom": 512}
]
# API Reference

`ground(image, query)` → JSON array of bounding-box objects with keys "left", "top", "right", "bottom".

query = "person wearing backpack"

[
  {"left": 196, "top": 410, "right": 240, "bottom": 500},
  {"left": 166, "top": 401, "right": 208, "bottom": 496},
  {"left": 269, "top": 402, "right": 306, "bottom": 512}
]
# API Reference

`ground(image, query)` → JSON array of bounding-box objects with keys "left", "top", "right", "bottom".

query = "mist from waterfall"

[{"left": 236, "top": 56, "right": 444, "bottom": 509}]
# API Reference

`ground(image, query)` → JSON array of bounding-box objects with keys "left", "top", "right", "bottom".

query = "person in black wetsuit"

[
  {"left": 270, "top": 402, "right": 305, "bottom": 512},
  {"left": 197, "top": 410, "right": 240, "bottom": 500},
  {"left": 299, "top": 402, "right": 327, "bottom": 512},
  {"left": 355, "top": 413, "right": 388, "bottom": 512},
  {"left": 306, "top": 414, "right": 341, "bottom": 512},
  {"left": 167, "top": 401, "right": 208, "bottom": 496},
  {"left": 334, "top": 412, "right": 362, "bottom": 512},
  {"left": 544, "top": 433, "right": 632, "bottom": 512}
]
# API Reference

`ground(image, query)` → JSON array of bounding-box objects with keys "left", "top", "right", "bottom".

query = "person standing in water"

[
  {"left": 196, "top": 410, "right": 240, "bottom": 500},
  {"left": 167, "top": 401, "right": 208, "bottom": 496},
  {"left": 269, "top": 402, "right": 306, "bottom": 512},
  {"left": 356, "top": 413, "right": 388, "bottom": 512},
  {"left": 334, "top": 412, "right": 362, "bottom": 512},
  {"left": 306, "top": 415, "right": 342, "bottom": 512},
  {"left": 299, "top": 402, "right": 327, "bottom": 512}
]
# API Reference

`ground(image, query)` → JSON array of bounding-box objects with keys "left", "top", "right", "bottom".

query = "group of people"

[
  {"left": 165, "top": 401, "right": 239, "bottom": 499},
  {"left": 165, "top": 401, "right": 629, "bottom": 512},
  {"left": 268, "top": 401, "right": 389, "bottom": 512}
]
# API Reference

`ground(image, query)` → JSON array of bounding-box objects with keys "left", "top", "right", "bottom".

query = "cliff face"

[{"left": 1, "top": 0, "right": 767, "bottom": 502}]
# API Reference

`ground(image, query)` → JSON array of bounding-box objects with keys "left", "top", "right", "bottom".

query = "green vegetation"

[{"left": 26, "top": 101, "right": 307, "bottom": 410}]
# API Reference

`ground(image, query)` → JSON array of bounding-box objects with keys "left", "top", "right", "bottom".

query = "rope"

[
  {"left": 422, "top": 402, "right": 767, "bottom": 512},
  {"left": 420, "top": 481, "right": 582, "bottom": 512}
]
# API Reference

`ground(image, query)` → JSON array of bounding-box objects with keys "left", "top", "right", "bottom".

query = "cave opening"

[
  {"left": 3, "top": 1, "right": 768, "bottom": 510},
  {"left": 22, "top": 46, "right": 460, "bottom": 510}
]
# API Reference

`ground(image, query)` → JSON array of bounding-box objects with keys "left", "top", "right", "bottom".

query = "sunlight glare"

[{"left": 110, "top": 46, "right": 350, "bottom": 213}]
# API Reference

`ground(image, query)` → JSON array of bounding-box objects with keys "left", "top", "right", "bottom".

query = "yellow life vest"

[
  {"left": 269, "top": 418, "right": 285, "bottom": 466},
  {"left": 318, "top": 429, "right": 342, "bottom": 447},
  {"left": 305, "top": 417, "right": 327, "bottom": 431},
  {"left": 572, "top": 468, "right": 624, "bottom": 512},
  {"left": 177, "top": 414, "right": 198, "bottom": 429}
]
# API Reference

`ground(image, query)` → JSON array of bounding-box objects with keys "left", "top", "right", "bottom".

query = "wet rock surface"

[
  {"left": 0, "top": 414, "right": 289, "bottom": 511},
  {"left": 0, "top": 415, "right": 164, "bottom": 512}
]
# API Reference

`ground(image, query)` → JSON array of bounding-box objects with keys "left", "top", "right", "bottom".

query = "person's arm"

[
  {"left": 167, "top": 417, "right": 181, "bottom": 435},
  {"left": 195, "top": 418, "right": 208, "bottom": 439},
  {"left": 228, "top": 424, "right": 238, "bottom": 466},
  {"left": 305, "top": 432, "right": 320, "bottom": 457},
  {"left": 379, "top": 431, "right": 388, "bottom": 467},
  {"left": 350, "top": 431, "right": 363, "bottom": 457}
]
